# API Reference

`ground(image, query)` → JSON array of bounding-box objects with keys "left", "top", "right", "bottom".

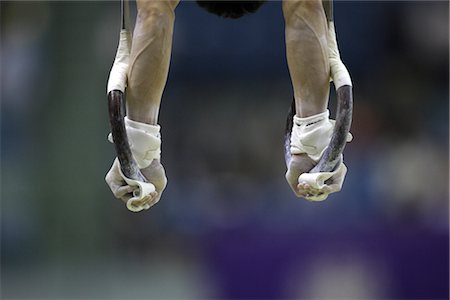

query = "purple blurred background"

[{"left": 1, "top": 1, "right": 448, "bottom": 299}]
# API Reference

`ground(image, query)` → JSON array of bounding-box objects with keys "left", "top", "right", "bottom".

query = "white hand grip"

[{"left": 117, "top": 163, "right": 156, "bottom": 212}]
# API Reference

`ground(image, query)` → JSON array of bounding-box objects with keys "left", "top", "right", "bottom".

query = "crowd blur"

[{"left": 1, "top": 1, "right": 448, "bottom": 299}]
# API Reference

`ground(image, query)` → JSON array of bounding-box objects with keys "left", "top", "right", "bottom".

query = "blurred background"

[{"left": 1, "top": 1, "right": 449, "bottom": 299}]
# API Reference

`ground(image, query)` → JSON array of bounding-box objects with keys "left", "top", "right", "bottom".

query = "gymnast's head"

[{"left": 196, "top": 1, "right": 266, "bottom": 19}]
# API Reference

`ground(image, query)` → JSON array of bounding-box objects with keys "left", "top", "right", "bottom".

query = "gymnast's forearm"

[
  {"left": 126, "top": 0, "right": 179, "bottom": 125},
  {"left": 283, "top": 0, "right": 330, "bottom": 118}
]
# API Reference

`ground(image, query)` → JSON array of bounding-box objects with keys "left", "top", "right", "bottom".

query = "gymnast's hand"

[
  {"left": 285, "top": 153, "right": 348, "bottom": 201},
  {"left": 105, "top": 117, "right": 166, "bottom": 212},
  {"left": 286, "top": 110, "right": 352, "bottom": 201},
  {"left": 105, "top": 158, "right": 167, "bottom": 211}
]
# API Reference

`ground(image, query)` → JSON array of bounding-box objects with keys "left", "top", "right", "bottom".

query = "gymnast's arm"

[
  {"left": 283, "top": 0, "right": 351, "bottom": 200},
  {"left": 106, "top": 0, "right": 180, "bottom": 209}
]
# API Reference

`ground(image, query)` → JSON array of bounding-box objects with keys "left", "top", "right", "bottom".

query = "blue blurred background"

[{"left": 1, "top": 1, "right": 449, "bottom": 299}]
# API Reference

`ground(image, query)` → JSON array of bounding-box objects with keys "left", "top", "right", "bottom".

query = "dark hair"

[{"left": 196, "top": 1, "right": 266, "bottom": 19}]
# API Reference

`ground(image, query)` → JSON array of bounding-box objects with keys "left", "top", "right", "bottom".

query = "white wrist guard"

[
  {"left": 328, "top": 22, "right": 352, "bottom": 89},
  {"left": 107, "top": 29, "right": 132, "bottom": 93},
  {"left": 290, "top": 110, "right": 352, "bottom": 162},
  {"left": 108, "top": 117, "right": 161, "bottom": 169}
]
